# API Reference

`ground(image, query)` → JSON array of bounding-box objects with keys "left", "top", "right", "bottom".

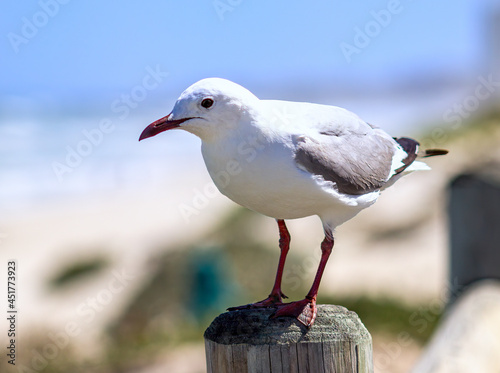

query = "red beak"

[{"left": 139, "top": 113, "right": 193, "bottom": 141}]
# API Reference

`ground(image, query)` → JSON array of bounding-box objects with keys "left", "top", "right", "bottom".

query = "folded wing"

[{"left": 294, "top": 127, "right": 396, "bottom": 195}]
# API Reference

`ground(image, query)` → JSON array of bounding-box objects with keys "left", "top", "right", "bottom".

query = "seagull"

[{"left": 139, "top": 78, "right": 447, "bottom": 327}]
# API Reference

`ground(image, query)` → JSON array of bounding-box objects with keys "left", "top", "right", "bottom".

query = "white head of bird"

[{"left": 140, "top": 78, "right": 259, "bottom": 142}]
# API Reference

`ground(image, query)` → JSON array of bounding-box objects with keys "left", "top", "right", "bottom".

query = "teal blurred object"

[{"left": 187, "top": 247, "right": 238, "bottom": 321}]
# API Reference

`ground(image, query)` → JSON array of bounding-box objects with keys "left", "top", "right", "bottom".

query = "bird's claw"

[
  {"left": 270, "top": 298, "right": 317, "bottom": 327},
  {"left": 227, "top": 292, "right": 286, "bottom": 311}
]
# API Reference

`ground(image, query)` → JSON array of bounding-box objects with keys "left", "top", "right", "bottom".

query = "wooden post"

[
  {"left": 204, "top": 304, "right": 373, "bottom": 373},
  {"left": 411, "top": 280, "right": 500, "bottom": 373},
  {"left": 448, "top": 172, "right": 500, "bottom": 301}
]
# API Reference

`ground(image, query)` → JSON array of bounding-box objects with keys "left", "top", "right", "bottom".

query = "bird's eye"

[{"left": 201, "top": 98, "right": 214, "bottom": 109}]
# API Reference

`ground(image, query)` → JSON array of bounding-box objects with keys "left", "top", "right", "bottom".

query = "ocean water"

[{"left": 0, "top": 111, "right": 202, "bottom": 217}]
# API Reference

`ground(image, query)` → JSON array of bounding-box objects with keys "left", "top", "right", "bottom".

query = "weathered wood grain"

[{"left": 204, "top": 304, "right": 373, "bottom": 372}]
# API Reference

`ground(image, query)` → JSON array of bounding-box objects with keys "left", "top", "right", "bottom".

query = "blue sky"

[
  {"left": 1, "top": 0, "right": 499, "bottom": 211},
  {"left": 0, "top": 0, "right": 491, "bottom": 109}
]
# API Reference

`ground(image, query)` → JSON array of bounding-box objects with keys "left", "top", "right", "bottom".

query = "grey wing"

[{"left": 294, "top": 128, "right": 396, "bottom": 195}]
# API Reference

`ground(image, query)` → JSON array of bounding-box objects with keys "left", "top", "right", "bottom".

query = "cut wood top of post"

[{"left": 204, "top": 304, "right": 371, "bottom": 346}]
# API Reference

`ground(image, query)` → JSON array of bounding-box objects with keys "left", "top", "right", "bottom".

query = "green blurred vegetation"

[
  {"left": 49, "top": 256, "right": 109, "bottom": 288},
  {"left": 320, "top": 296, "right": 442, "bottom": 343},
  {"left": 415, "top": 108, "right": 500, "bottom": 151}
]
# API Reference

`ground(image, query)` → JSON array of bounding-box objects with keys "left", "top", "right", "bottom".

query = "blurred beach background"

[{"left": 1, "top": 1, "right": 500, "bottom": 372}]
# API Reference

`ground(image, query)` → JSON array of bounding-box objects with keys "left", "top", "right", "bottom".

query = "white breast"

[{"left": 200, "top": 131, "right": 377, "bottom": 225}]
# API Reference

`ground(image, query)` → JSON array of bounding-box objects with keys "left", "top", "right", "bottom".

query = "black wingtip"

[{"left": 394, "top": 137, "right": 419, "bottom": 174}]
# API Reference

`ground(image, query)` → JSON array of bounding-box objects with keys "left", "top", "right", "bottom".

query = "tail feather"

[
  {"left": 392, "top": 137, "right": 448, "bottom": 174},
  {"left": 383, "top": 137, "right": 447, "bottom": 191},
  {"left": 423, "top": 149, "right": 449, "bottom": 157}
]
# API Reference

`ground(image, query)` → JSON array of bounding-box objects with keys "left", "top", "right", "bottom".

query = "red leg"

[
  {"left": 272, "top": 232, "right": 334, "bottom": 327},
  {"left": 228, "top": 219, "right": 291, "bottom": 311},
  {"left": 269, "top": 219, "right": 291, "bottom": 301}
]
